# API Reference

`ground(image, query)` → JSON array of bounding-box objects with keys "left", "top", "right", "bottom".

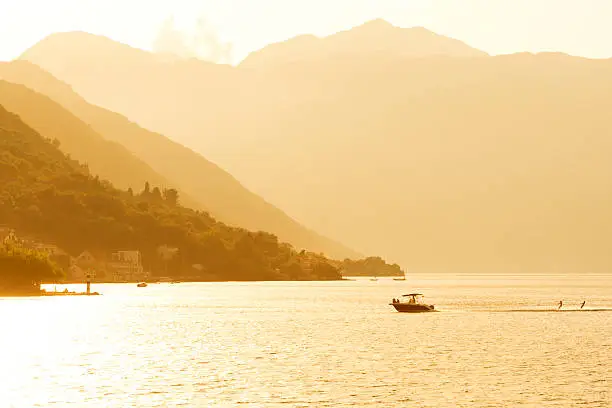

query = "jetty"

[
  {"left": 41, "top": 276, "right": 101, "bottom": 296},
  {"left": 41, "top": 289, "right": 100, "bottom": 296}
]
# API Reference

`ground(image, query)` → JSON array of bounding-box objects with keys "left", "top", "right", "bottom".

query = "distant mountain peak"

[
  {"left": 358, "top": 18, "right": 395, "bottom": 30},
  {"left": 20, "top": 31, "right": 153, "bottom": 72},
  {"left": 25, "top": 31, "right": 127, "bottom": 53},
  {"left": 240, "top": 19, "right": 486, "bottom": 68}
]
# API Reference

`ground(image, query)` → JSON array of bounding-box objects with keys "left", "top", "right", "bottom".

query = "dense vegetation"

[
  {"left": 0, "top": 105, "right": 341, "bottom": 281},
  {"left": 0, "top": 242, "right": 62, "bottom": 294},
  {"left": 338, "top": 257, "right": 404, "bottom": 277}
]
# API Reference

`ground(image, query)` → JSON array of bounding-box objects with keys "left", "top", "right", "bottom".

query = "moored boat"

[
  {"left": 390, "top": 293, "right": 435, "bottom": 312},
  {"left": 136, "top": 282, "right": 148, "bottom": 288}
]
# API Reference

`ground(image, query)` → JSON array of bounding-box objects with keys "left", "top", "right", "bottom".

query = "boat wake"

[{"left": 487, "top": 308, "right": 612, "bottom": 313}]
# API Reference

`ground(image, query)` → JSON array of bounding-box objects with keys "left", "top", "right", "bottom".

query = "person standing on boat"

[
  {"left": 558, "top": 300, "right": 563, "bottom": 310},
  {"left": 580, "top": 301, "right": 586, "bottom": 309}
]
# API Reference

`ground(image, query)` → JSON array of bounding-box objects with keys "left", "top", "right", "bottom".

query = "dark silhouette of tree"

[
  {"left": 0, "top": 242, "right": 63, "bottom": 294},
  {"left": 312, "top": 261, "right": 339, "bottom": 280},
  {"left": 339, "top": 256, "right": 404, "bottom": 277},
  {"left": 152, "top": 187, "right": 163, "bottom": 201}
]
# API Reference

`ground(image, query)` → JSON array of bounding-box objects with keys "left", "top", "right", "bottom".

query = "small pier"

[
  {"left": 41, "top": 289, "right": 101, "bottom": 296},
  {"left": 41, "top": 274, "right": 101, "bottom": 296}
]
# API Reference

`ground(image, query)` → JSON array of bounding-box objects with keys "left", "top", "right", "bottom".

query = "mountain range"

[
  {"left": 0, "top": 61, "right": 358, "bottom": 261},
  {"left": 16, "top": 19, "right": 612, "bottom": 273},
  {"left": 240, "top": 19, "right": 486, "bottom": 69}
]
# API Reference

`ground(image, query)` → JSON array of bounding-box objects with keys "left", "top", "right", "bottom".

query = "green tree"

[
  {"left": 312, "top": 261, "right": 340, "bottom": 280},
  {"left": 0, "top": 242, "right": 63, "bottom": 294}
]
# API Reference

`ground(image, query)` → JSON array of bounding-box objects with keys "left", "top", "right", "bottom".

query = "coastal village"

[
  {"left": 1, "top": 226, "right": 150, "bottom": 283},
  {"left": 1, "top": 225, "right": 400, "bottom": 285}
]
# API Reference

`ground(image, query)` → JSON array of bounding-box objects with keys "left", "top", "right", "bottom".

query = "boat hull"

[{"left": 390, "top": 303, "right": 435, "bottom": 313}]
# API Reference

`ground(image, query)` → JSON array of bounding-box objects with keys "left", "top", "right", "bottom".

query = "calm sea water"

[{"left": 1, "top": 274, "right": 610, "bottom": 407}]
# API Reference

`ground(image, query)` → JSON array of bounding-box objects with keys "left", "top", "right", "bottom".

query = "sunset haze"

[
  {"left": 1, "top": 3, "right": 611, "bottom": 407},
  {"left": 2, "top": 0, "right": 612, "bottom": 63}
]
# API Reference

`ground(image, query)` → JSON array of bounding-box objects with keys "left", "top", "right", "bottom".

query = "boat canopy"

[{"left": 403, "top": 293, "right": 423, "bottom": 297}]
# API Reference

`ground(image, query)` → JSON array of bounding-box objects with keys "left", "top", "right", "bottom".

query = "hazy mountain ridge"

[
  {"left": 240, "top": 19, "right": 487, "bottom": 69},
  {"left": 19, "top": 22, "right": 612, "bottom": 273},
  {"left": 0, "top": 104, "right": 342, "bottom": 281},
  {"left": 20, "top": 31, "right": 243, "bottom": 149},
  {"left": 0, "top": 79, "right": 186, "bottom": 201},
  {"left": 0, "top": 61, "right": 359, "bottom": 260}
]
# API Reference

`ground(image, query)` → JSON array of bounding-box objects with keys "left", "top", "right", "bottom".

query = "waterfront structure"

[{"left": 109, "top": 250, "right": 147, "bottom": 281}]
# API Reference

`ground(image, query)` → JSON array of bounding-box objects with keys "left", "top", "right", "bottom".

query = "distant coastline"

[{"left": 53, "top": 276, "right": 345, "bottom": 285}]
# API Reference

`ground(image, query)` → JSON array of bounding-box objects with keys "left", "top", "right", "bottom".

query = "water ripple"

[{"left": 0, "top": 275, "right": 610, "bottom": 407}]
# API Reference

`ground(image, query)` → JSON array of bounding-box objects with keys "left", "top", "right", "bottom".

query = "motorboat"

[
  {"left": 389, "top": 293, "right": 435, "bottom": 313},
  {"left": 393, "top": 275, "right": 406, "bottom": 281},
  {"left": 136, "top": 282, "right": 148, "bottom": 288}
]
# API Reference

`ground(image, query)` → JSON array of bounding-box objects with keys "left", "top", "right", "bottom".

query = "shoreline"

[{"left": 49, "top": 278, "right": 349, "bottom": 285}]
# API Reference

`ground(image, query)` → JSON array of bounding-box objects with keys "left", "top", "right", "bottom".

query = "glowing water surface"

[{"left": 1, "top": 273, "right": 610, "bottom": 407}]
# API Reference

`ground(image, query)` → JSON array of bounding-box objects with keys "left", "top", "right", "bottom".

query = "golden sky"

[{"left": 2, "top": 0, "right": 612, "bottom": 63}]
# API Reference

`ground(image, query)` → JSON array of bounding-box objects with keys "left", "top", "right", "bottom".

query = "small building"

[
  {"left": 69, "top": 251, "right": 101, "bottom": 281},
  {"left": 75, "top": 251, "right": 97, "bottom": 266},
  {"left": 109, "top": 250, "right": 147, "bottom": 282}
]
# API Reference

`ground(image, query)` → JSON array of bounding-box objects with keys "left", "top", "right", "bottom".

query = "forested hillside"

[
  {"left": 0, "top": 105, "right": 341, "bottom": 281},
  {"left": 338, "top": 257, "right": 404, "bottom": 277}
]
